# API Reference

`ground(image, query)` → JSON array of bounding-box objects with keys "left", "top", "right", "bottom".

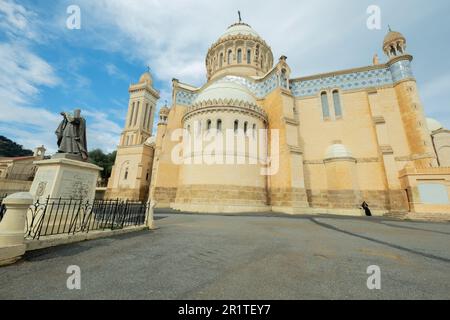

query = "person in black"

[{"left": 361, "top": 201, "right": 372, "bottom": 217}]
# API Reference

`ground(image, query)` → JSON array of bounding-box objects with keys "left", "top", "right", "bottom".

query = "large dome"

[
  {"left": 193, "top": 80, "right": 257, "bottom": 106},
  {"left": 219, "top": 23, "right": 261, "bottom": 40},
  {"left": 205, "top": 21, "right": 274, "bottom": 81},
  {"left": 185, "top": 79, "right": 267, "bottom": 124}
]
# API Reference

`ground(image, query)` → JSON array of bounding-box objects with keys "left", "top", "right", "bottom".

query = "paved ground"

[{"left": 1, "top": 213, "right": 449, "bottom": 300}]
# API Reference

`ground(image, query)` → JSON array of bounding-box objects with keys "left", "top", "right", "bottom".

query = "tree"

[
  {"left": 0, "top": 136, "right": 33, "bottom": 157},
  {"left": 88, "top": 149, "right": 117, "bottom": 181}
]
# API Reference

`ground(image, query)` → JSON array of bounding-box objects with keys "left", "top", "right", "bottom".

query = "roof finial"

[
  {"left": 238, "top": 10, "right": 242, "bottom": 23},
  {"left": 147, "top": 65, "right": 151, "bottom": 73},
  {"left": 388, "top": 24, "right": 392, "bottom": 32}
]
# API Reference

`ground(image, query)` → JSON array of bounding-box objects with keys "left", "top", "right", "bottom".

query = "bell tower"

[
  {"left": 384, "top": 28, "right": 437, "bottom": 167},
  {"left": 106, "top": 70, "right": 160, "bottom": 201},
  {"left": 120, "top": 71, "right": 159, "bottom": 147}
]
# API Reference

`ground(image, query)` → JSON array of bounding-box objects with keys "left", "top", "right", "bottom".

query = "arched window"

[
  {"left": 133, "top": 101, "right": 140, "bottom": 126},
  {"left": 129, "top": 102, "right": 135, "bottom": 126},
  {"left": 244, "top": 122, "right": 248, "bottom": 134},
  {"left": 234, "top": 120, "right": 239, "bottom": 133},
  {"left": 247, "top": 49, "right": 251, "bottom": 64},
  {"left": 217, "top": 119, "right": 222, "bottom": 131},
  {"left": 219, "top": 53, "right": 223, "bottom": 68},
  {"left": 187, "top": 125, "right": 191, "bottom": 134},
  {"left": 124, "top": 168, "right": 129, "bottom": 180},
  {"left": 332, "top": 90, "right": 342, "bottom": 118},
  {"left": 207, "top": 119, "right": 212, "bottom": 131},
  {"left": 390, "top": 45, "right": 396, "bottom": 56},
  {"left": 237, "top": 49, "right": 242, "bottom": 63},
  {"left": 321, "top": 92, "right": 330, "bottom": 119},
  {"left": 143, "top": 103, "right": 149, "bottom": 129},
  {"left": 228, "top": 50, "right": 232, "bottom": 64},
  {"left": 252, "top": 124, "right": 257, "bottom": 138}
]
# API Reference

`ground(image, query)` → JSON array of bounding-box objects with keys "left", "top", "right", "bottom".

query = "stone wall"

[
  {"left": 307, "top": 189, "right": 403, "bottom": 211},
  {"left": 153, "top": 187, "right": 178, "bottom": 206},
  {"left": 175, "top": 185, "right": 267, "bottom": 206},
  {"left": 0, "top": 179, "right": 32, "bottom": 195},
  {"left": 270, "top": 188, "right": 307, "bottom": 208},
  {"left": 104, "top": 185, "right": 149, "bottom": 202}
]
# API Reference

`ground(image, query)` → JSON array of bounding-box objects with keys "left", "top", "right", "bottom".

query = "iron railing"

[
  {"left": 0, "top": 193, "right": 7, "bottom": 222},
  {"left": 25, "top": 197, "right": 148, "bottom": 240}
]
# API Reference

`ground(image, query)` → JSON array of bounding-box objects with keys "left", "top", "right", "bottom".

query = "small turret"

[
  {"left": 383, "top": 27, "right": 407, "bottom": 60},
  {"left": 159, "top": 102, "right": 170, "bottom": 125}
]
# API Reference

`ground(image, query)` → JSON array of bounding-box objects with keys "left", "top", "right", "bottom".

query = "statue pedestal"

[{"left": 30, "top": 157, "right": 102, "bottom": 203}]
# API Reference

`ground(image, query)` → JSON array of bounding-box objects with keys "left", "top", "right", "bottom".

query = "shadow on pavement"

[{"left": 309, "top": 218, "right": 450, "bottom": 264}]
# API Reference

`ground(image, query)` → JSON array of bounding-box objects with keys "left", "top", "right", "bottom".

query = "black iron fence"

[
  {"left": 25, "top": 197, "right": 148, "bottom": 240},
  {"left": 0, "top": 193, "right": 7, "bottom": 222}
]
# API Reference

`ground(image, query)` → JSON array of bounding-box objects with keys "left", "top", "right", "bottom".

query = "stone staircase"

[
  {"left": 383, "top": 211, "right": 409, "bottom": 220},
  {"left": 406, "top": 213, "right": 450, "bottom": 223},
  {"left": 384, "top": 211, "right": 450, "bottom": 223}
]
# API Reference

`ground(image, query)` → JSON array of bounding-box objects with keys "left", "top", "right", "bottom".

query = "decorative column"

[
  {"left": 0, "top": 192, "right": 33, "bottom": 266},
  {"left": 324, "top": 144, "right": 362, "bottom": 215}
]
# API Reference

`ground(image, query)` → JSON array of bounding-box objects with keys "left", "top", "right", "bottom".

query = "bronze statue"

[{"left": 55, "top": 109, "right": 88, "bottom": 161}]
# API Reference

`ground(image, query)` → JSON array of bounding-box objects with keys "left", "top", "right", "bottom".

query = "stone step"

[
  {"left": 406, "top": 214, "right": 450, "bottom": 223},
  {"left": 384, "top": 212, "right": 408, "bottom": 220}
]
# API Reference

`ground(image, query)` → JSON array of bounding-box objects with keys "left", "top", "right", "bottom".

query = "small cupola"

[{"left": 383, "top": 26, "right": 407, "bottom": 59}]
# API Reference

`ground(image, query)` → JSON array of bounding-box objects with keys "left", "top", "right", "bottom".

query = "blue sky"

[{"left": 0, "top": 0, "right": 449, "bottom": 153}]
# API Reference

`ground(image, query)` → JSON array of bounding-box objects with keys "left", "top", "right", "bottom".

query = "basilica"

[{"left": 105, "top": 19, "right": 450, "bottom": 219}]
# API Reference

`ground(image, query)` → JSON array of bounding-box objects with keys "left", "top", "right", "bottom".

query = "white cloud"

[
  {"left": 83, "top": 109, "right": 123, "bottom": 144},
  {"left": 0, "top": 0, "right": 28, "bottom": 31},
  {"left": 105, "top": 63, "right": 130, "bottom": 82},
  {"left": 0, "top": 42, "right": 59, "bottom": 120},
  {"left": 0, "top": 123, "right": 56, "bottom": 153},
  {"left": 0, "top": 0, "right": 47, "bottom": 42},
  {"left": 0, "top": 42, "right": 61, "bottom": 152},
  {"left": 0, "top": 1, "right": 125, "bottom": 154},
  {"left": 74, "top": 0, "right": 373, "bottom": 86}
]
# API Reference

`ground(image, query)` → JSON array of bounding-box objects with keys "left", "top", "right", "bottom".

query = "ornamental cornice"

[
  {"left": 129, "top": 84, "right": 160, "bottom": 98},
  {"left": 386, "top": 54, "right": 413, "bottom": 67},
  {"left": 208, "top": 34, "right": 272, "bottom": 54},
  {"left": 291, "top": 64, "right": 389, "bottom": 83},
  {"left": 304, "top": 157, "right": 380, "bottom": 165},
  {"left": 183, "top": 100, "right": 268, "bottom": 123},
  {"left": 283, "top": 117, "right": 299, "bottom": 126},
  {"left": 323, "top": 156, "right": 357, "bottom": 164},
  {"left": 395, "top": 152, "right": 436, "bottom": 162}
]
